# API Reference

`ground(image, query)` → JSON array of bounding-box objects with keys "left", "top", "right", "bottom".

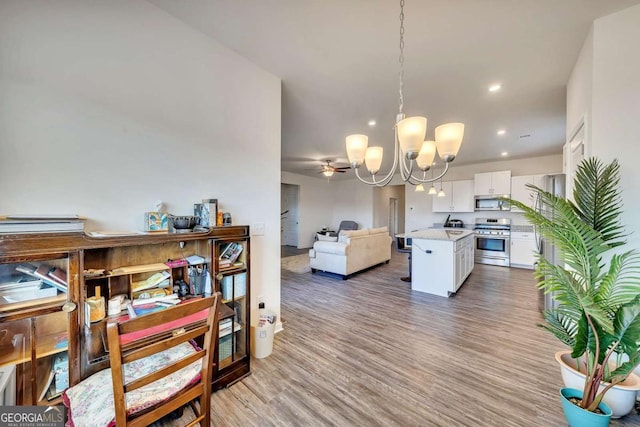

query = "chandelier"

[{"left": 345, "top": 0, "right": 464, "bottom": 187}]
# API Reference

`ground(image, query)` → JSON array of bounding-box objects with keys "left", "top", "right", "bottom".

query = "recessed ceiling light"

[
  {"left": 501, "top": 151, "right": 508, "bottom": 156},
  {"left": 489, "top": 84, "right": 502, "bottom": 93},
  {"left": 497, "top": 129, "right": 506, "bottom": 136},
  {"left": 368, "top": 120, "right": 376, "bottom": 127}
]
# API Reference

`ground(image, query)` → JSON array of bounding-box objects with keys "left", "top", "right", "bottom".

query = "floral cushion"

[{"left": 63, "top": 341, "right": 201, "bottom": 427}]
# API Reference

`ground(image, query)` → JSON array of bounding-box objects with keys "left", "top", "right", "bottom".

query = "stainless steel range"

[{"left": 474, "top": 218, "right": 511, "bottom": 267}]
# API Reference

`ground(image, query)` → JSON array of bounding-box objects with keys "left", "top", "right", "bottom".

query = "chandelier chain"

[
  {"left": 398, "top": 0, "right": 405, "bottom": 114},
  {"left": 345, "top": 0, "right": 463, "bottom": 187}
]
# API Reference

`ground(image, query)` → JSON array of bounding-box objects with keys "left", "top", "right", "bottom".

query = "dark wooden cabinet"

[
  {"left": 0, "top": 226, "right": 251, "bottom": 401},
  {"left": 212, "top": 236, "right": 251, "bottom": 390}
]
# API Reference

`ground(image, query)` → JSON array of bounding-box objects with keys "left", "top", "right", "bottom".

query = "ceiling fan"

[{"left": 319, "top": 160, "right": 350, "bottom": 177}]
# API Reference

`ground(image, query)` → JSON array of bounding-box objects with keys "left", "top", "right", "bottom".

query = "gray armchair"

[{"left": 328, "top": 220, "right": 358, "bottom": 237}]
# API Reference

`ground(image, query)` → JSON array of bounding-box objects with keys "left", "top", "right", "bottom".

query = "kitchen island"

[{"left": 407, "top": 229, "right": 474, "bottom": 297}]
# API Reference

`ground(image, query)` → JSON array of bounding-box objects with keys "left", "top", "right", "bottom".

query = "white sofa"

[{"left": 309, "top": 227, "right": 392, "bottom": 279}]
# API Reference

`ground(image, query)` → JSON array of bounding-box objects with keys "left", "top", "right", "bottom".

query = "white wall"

[
  {"left": 331, "top": 180, "right": 374, "bottom": 231},
  {"left": 281, "top": 172, "right": 334, "bottom": 249},
  {"left": 589, "top": 4, "right": 640, "bottom": 251},
  {"left": 0, "top": 1, "right": 282, "bottom": 325},
  {"left": 566, "top": 28, "right": 593, "bottom": 153}
]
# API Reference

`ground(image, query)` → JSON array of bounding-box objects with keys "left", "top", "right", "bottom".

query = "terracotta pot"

[{"left": 555, "top": 350, "right": 640, "bottom": 418}]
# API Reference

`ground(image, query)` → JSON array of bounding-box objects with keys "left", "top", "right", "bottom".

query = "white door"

[
  {"left": 281, "top": 184, "right": 299, "bottom": 246},
  {"left": 388, "top": 198, "right": 398, "bottom": 236}
]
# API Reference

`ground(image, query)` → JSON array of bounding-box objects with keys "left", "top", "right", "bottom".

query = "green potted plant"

[{"left": 508, "top": 158, "right": 640, "bottom": 425}]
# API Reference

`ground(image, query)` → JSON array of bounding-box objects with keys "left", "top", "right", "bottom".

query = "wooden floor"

[{"left": 159, "top": 251, "right": 640, "bottom": 426}]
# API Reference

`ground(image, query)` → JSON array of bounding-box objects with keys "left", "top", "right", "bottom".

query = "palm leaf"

[
  {"left": 599, "top": 252, "right": 640, "bottom": 307},
  {"left": 541, "top": 311, "right": 577, "bottom": 347},
  {"left": 573, "top": 158, "right": 626, "bottom": 247}
]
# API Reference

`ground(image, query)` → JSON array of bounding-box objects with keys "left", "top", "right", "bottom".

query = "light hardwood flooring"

[{"left": 159, "top": 251, "right": 640, "bottom": 426}]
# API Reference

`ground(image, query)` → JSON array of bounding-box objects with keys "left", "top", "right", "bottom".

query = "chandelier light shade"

[
  {"left": 428, "top": 184, "right": 437, "bottom": 195},
  {"left": 415, "top": 183, "right": 425, "bottom": 192},
  {"left": 416, "top": 141, "right": 437, "bottom": 170},
  {"left": 435, "top": 122, "right": 465, "bottom": 162},
  {"left": 437, "top": 188, "right": 446, "bottom": 197},
  {"left": 346, "top": 134, "right": 368, "bottom": 167},
  {"left": 365, "top": 146, "right": 383, "bottom": 175},
  {"left": 345, "top": 0, "right": 464, "bottom": 187},
  {"left": 397, "top": 117, "right": 427, "bottom": 158}
]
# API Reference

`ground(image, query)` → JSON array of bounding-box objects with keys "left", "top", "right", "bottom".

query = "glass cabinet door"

[
  {"left": 0, "top": 255, "right": 73, "bottom": 405},
  {"left": 219, "top": 271, "right": 247, "bottom": 367},
  {"left": 214, "top": 237, "right": 250, "bottom": 380}
]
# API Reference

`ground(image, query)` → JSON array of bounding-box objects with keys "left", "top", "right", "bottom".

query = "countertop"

[{"left": 406, "top": 229, "right": 474, "bottom": 242}]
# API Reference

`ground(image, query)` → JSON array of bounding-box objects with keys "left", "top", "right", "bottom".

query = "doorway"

[
  {"left": 388, "top": 198, "right": 398, "bottom": 237},
  {"left": 281, "top": 183, "right": 299, "bottom": 248}
]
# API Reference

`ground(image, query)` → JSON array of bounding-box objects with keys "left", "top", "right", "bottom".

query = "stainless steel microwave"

[{"left": 474, "top": 196, "right": 510, "bottom": 211}]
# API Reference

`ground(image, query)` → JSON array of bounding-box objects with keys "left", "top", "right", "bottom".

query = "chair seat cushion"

[{"left": 63, "top": 341, "right": 201, "bottom": 427}]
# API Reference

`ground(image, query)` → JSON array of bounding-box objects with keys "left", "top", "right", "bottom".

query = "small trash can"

[{"left": 251, "top": 303, "right": 276, "bottom": 359}]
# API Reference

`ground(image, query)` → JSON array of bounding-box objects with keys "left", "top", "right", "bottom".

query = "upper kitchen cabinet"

[
  {"left": 511, "top": 175, "right": 547, "bottom": 212},
  {"left": 474, "top": 171, "right": 511, "bottom": 196},
  {"left": 432, "top": 180, "right": 474, "bottom": 213}
]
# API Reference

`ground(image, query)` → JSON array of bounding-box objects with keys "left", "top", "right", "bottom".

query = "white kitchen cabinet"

[
  {"left": 432, "top": 180, "right": 474, "bottom": 213},
  {"left": 454, "top": 235, "right": 474, "bottom": 289},
  {"left": 474, "top": 170, "right": 511, "bottom": 196},
  {"left": 411, "top": 231, "right": 474, "bottom": 297},
  {"left": 511, "top": 174, "right": 546, "bottom": 212},
  {"left": 510, "top": 231, "right": 539, "bottom": 269}
]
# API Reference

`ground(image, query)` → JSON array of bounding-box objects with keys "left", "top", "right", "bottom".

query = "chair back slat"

[
  {"left": 117, "top": 297, "right": 214, "bottom": 335},
  {"left": 122, "top": 324, "right": 209, "bottom": 364}
]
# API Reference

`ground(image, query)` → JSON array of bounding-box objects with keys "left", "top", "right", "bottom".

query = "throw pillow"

[{"left": 316, "top": 233, "right": 338, "bottom": 242}]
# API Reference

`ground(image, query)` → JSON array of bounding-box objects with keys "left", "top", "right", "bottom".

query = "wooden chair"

[{"left": 63, "top": 294, "right": 221, "bottom": 427}]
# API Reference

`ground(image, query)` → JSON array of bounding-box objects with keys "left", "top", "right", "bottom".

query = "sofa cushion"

[
  {"left": 339, "top": 228, "right": 369, "bottom": 243},
  {"left": 313, "top": 241, "right": 347, "bottom": 255},
  {"left": 369, "top": 226, "right": 389, "bottom": 235},
  {"left": 316, "top": 233, "right": 338, "bottom": 242}
]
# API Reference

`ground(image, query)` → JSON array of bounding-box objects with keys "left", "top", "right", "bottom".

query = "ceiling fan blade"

[
  {"left": 336, "top": 170, "right": 347, "bottom": 173},
  {"left": 335, "top": 167, "right": 351, "bottom": 171}
]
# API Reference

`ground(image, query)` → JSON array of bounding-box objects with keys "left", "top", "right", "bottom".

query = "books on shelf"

[
  {"left": 127, "top": 294, "right": 179, "bottom": 318},
  {"left": 47, "top": 268, "right": 67, "bottom": 286},
  {"left": 219, "top": 242, "right": 243, "bottom": 267},
  {"left": 38, "top": 352, "right": 68, "bottom": 402},
  {"left": 131, "top": 271, "right": 171, "bottom": 292},
  {"left": 219, "top": 318, "right": 242, "bottom": 337},
  {"left": 165, "top": 259, "right": 188, "bottom": 268},
  {"left": 186, "top": 255, "right": 205, "bottom": 265},
  {"left": 0, "top": 282, "right": 57, "bottom": 304},
  {"left": 0, "top": 215, "right": 85, "bottom": 234},
  {"left": 14, "top": 263, "right": 67, "bottom": 293}
]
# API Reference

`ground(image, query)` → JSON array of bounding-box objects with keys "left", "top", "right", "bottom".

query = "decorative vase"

[
  {"left": 556, "top": 350, "right": 640, "bottom": 418},
  {"left": 560, "top": 388, "right": 612, "bottom": 427}
]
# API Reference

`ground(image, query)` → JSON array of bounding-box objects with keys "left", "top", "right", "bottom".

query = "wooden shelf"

[
  {"left": 221, "top": 295, "right": 246, "bottom": 305},
  {"left": 0, "top": 332, "right": 67, "bottom": 368},
  {"left": 103, "top": 263, "right": 170, "bottom": 277},
  {"left": 218, "top": 303, "right": 235, "bottom": 320},
  {"left": 0, "top": 294, "right": 67, "bottom": 315}
]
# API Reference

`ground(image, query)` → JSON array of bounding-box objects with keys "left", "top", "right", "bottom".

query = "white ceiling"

[{"left": 151, "top": 0, "right": 640, "bottom": 179}]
